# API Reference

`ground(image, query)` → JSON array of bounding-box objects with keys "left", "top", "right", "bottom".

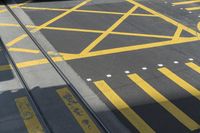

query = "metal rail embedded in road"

[{"left": 2, "top": 0, "right": 110, "bottom": 132}]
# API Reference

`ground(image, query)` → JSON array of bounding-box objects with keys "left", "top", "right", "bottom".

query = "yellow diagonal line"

[
  {"left": 172, "top": 0, "right": 200, "bottom": 6},
  {"left": 173, "top": 25, "right": 183, "bottom": 41},
  {"left": 158, "top": 67, "right": 200, "bottom": 101},
  {"left": 94, "top": 80, "right": 155, "bottom": 133},
  {"left": 185, "top": 62, "right": 200, "bottom": 73},
  {"left": 127, "top": 0, "right": 199, "bottom": 37},
  {"left": 6, "top": 0, "right": 91, "bottom": 47},
  {"left": 81, "top": 2, "right": 138, "bottom": 54},
  {"left": 186, "top": 6, "right": 200, "bottom": 11},
  {"left": 128, "top": 74, "right": 200, "bottom": 131}
]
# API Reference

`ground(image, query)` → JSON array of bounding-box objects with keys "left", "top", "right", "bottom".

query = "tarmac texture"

[{"left": 0, "top": 0, "right": 200, "bottom": 133}]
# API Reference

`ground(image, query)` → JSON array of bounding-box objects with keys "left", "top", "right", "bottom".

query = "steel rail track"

[{"left": 2, "top": 0, "right": 110, "bottom": 132}]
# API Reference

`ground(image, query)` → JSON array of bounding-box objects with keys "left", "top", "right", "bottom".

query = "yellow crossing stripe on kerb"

[
  {"left": 56, "top": 87, "right": 100, "bottom": 133},
  {"left": 15, "top": 97, "right": 44, "bottom": 133},
  {"left": 94, "top": 80, "right": 155, "bottom": 133}
]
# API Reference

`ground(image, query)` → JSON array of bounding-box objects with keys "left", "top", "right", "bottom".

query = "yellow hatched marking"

[
  {"left": 15, "top": 97, "right": 44, "bottom": 133},
  {"left": 94, "top": 80, "right": 155, "bottom": 133},
  {"left": 158, "top": 67, "right": 200, "bottom": 101},
  {"left": 173, "top": 25, "right": 183, "bottom": 41},
  {"left": 21, "top": 6, "right": 157, "bottom": 17},
  {"left": 6, "top": 0, "right": 91, "bottom": 47},
  {"left": 172, "top": 0, "right": 200, "bottom": 6},
  {"left": 81, "top": 3, "right": 138, "bottom": 54},
  {"left": 185, "top": 62, "right": 200, "bottom": 73},
  {"left": 56, "top": 88, "right": 100, "bottom": 133},
  {"left": 128, "top": 74, "right": 200, "bottom": 131},
  {"left": 186, "top": 6, "right": 200, "bottom": 11}
]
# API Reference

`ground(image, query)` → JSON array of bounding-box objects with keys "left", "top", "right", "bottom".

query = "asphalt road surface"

[{"left": 0, "top": 0, "right": 200, "bottom": 133}]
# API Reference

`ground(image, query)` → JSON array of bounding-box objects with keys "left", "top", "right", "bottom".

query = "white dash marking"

[
  {"left": 158, "top": 64, "right": 164, "bottom": 67},
  {"left": 142, "top": 67, "right": 147, "bottom": 70},
  {"left": 106, "top": 74, "right": 112, "bottom": 78},
  {"left": 174, "top": 61, "right": 179, "bottom": 64},
  {"left": 125, "top": 70, "right": 130, "bottom": 74},
  {"left": 188, "top": 58, "right": 194, "bottom": 61},
  {"left": 86, "top": 78, "right": 92, "bottom": 81}
]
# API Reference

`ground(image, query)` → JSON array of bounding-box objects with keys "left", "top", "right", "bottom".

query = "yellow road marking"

[
  {"left": 127, "top": 0, "right": 199, "bottom": 37},
  {"left": 185, "top": 62, "right": 200, "bottom": 73},
  {"left": 81, "top": 3, "right": 138, "bottom": 54},
  {"left": 6, "top": 0, "right": 91, "bottom": 47},
  {"left": 0, "top": 64, "right": 12, "bottom": 71},
  {"left": 57, "top": 88, "right": 100, "bottom": 133},
  {"left": 0, "top": 3, "right": 26, "bottom": 13},
  {"left": 158, "top": 67, "right": 200, "bottom": 101},
  {"left": 20, "top": 6, "right": 157, "bottom": 17},
  {"left": 15, "top": 97, "right": 44, "bottom": 133},
  {"left": 173, "top": 25, "right": 183, "bottom": 41},
  {"left": 128, "top": 74, "right": 200, "bottom": 131},
  {"left": 186, "top": 6, "right": 200, "bottom": 11},
  {"left": 172, "top": 0, "right": 200, "bottom": 6},
  {"left": 94, "top": 80, "right": 155, "bottom": 133},
  {"left": 0, "top": 37, "right": 198, "bottom": 71},
  {"left": 198, "top": 22, "right": 200, "bottom": 31},
  {"left": 0, "top": 23, "right": 175, "bottom": 39},
  {"left": 9, "top": 48, "right": 40, "bottom": 54}
]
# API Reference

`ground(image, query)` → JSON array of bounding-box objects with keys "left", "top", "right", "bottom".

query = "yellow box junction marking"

[
  {"left": 6, "top": 0, "right": 91, "bottom": 47},
  {"left": 15, "top": 97, "right": 44, "bottom": 133},
  {"left": 0, "top": 3, "right": 27, "bottom": 13},
  {"left": 186, "top": 62, "right": 200, "bottom": 73},
  {"left": 0, "top": 0, "right": 200, "bottom": 70},
  {"left": 94, "top": 80, "right": 155, "bottom": 133},
  {"left": 56, "top": 87, "right": 100, "bottom": 133},
  {"left": 128, "top": 74, "right": 200, "bottom": 131},
  {"left": 81, "top": 2, "right": 138, "bottom": 54},
  {"left": 158, "top": 67, "right": 200, "bottom": 101}
]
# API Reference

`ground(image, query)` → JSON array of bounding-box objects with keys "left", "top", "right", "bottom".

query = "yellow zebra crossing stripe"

[
  {"left": 56, "top": 87, "right": 100, "bottom": 133},
  {"left": 158, "top": 67, "right": 200, "bottom": 101},
  {"left": 94, "top": 80, "right": 155, "bottom": 133},
  {"left": 128, "top": 74, "right": 200, "bottom": 131},
  {"left": 15, "top": 97, "right": 44, "bottom": 133},
  {"left": 185, "top": 62, "right": 200, "bottom": 73}
]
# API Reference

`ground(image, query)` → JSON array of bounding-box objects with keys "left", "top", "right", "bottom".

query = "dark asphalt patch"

[
  {"left": 23, "top": 9, "right": 61, "bottom": 25},
  {"left": 41, "top": 29, "right": 100, "bottom": 53},
  {"left": 92, "top": 34, "right": 169, "bottom": 51},
  {"left": 79, "top": 1, "right": 133, "bottom": 13},
  {"left": 49, "top": 11, "right": 121, "bottom": 30},
  {"left": 114, "top": 16, "right": 177, "bottom": 36}
]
